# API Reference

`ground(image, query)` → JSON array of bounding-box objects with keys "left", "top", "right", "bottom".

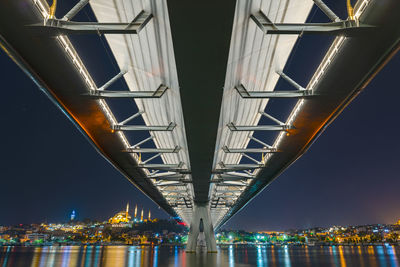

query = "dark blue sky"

[{"left": 1, "top": 1, "right": 399, "bottom": 231}]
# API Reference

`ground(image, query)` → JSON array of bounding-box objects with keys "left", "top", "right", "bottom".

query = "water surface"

[{"left": 1, "top": 244, "right": 399, "bottom": 266}]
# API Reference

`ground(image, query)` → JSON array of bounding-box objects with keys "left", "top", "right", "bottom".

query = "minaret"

[
  {"left": 148, "top": 210, "right": 151, "bottom": 221},
  {"left": 134, "top": 205, "right": 137, "bottom": 218},
  {"left": 125, "top": 203, "right": 129, "bottom": 221},
  {"left": 140, "top": 209, "right": 144, "bottom": 221}
]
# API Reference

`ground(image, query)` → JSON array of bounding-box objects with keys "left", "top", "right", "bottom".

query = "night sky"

[{"left": 1, "top": 1, "right": 399, "bottom": 231}]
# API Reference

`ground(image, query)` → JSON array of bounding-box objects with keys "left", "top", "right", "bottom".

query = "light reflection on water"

[{"left": 1, "top": 245, "right": 400, "bottom": 267}]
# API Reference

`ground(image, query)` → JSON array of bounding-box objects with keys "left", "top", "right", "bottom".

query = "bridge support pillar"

[{"left": 186, "top": 202, "right": 217, "bottom": 253}]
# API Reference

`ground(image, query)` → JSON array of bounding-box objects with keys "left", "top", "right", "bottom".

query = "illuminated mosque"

[{"left": 108, "top": 203, "right": 152, "bottom": 224}]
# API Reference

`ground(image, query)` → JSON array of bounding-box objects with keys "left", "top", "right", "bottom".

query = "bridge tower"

[{"left": 186, "top": 203, "right": 217, "bottom": 253}]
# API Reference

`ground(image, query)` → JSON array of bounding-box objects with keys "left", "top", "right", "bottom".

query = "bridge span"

[{"left": 1, "top": 0, "right": 399, "bottom": 252}]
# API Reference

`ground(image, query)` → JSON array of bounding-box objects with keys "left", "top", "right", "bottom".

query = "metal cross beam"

[
  {"left": 251, "top": 11, "right": 374, "bottom": 36},
  {"left": 149, "top": 172, "right": 184, "bottom": 178},
  {"left": 161, "top": 190, "right": 187, "bottom": 193},
  {"left": 138, "top": 163, "right": 184, "bottom": 170},
  {"left": 213, "top": 166, "right": 262, "bottom": 173},
  {"left": 216, "top": 181, "right": 247, "bottom": 186},
  {"left": 219, "top": 163, "right": 264, "bottom": 169},
  {"left": 87, "top": 84, "right": 168, "bottom": 99},
  {"left": 219, "top": 174, "right": 254, "bottom": 179},
  {"left": 165, "top": 195, "right": 187, "bottom": 199},
  {"left": 148, "top": 168, "right": 190, "bottom": 173},
  {"left": 211, "top": 203, "right": 233, "bottom": 207},
  {"left": 220, "top": 172, "right": 255, "bottom": 178},
  {"left": 222, "top": 145, "right": 277, "bottom": 153},
  {"left": 213, "top": 193, "right": 241, "bottom": 197},
  {"left": 31, "top": 10, "right": 153, "bottom": 35},
  {"left": 154, "top": 177, "right": 191, "bottom": 182},
  {"left": 215, "top": 189, "right": 243, "bottom": 193},
  {"left": 227, "top": 122, "right": 292, "bottom": 131},
  {"left": 124, "top": 146, "right": 181, "bottom": 153},
  {"left": 235, "top": 84, "right": 315, "bottom": 98},
  {"left": 212, "top": 176, "right": 254, "bottom": 182},
  {"left": 156, "top": 182, "right": 187, "bottom": 187},
  {"left": 112, "top": 122, "right": 176, "bottom": 131},
  {"left": 169, "top": 203, "right": 192, "bottom": 209}
]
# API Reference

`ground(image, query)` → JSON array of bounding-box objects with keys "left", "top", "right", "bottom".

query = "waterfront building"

[
  {"left": 108, "top": 203, "right": 131, "bottom": 224},
  {"left": 25, "top": 233, "right": 48, "bottom": 242}
]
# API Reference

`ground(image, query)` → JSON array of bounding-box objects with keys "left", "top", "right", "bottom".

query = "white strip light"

[
  {"left": 32, "top": 1, "right": 133, "bottom": 153},
  {"left": 255, "top": 0, "right": 370, "bottom": 173}
]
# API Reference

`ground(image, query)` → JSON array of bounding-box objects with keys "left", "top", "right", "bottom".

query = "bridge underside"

[{"left": 1, "top": 0, "right": 399, "bottom": 243}]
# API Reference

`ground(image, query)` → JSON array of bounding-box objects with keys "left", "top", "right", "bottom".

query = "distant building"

[
  {"left": 26, "top": 233, "right": 48, "bottom": 242},
  {"left": 395, "top": 219, "right": 400, "bottom": 225},
  {"left": 71, "top": 210, "right": 76, "bottom": 221},
  {"left": 109, "top": 203, "right": 131, "bottom": 224}
]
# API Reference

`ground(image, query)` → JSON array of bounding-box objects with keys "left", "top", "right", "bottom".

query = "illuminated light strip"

[
  {"left": 355, "top": 0, "right": 371, "bottom": 18},
  {"left": 31, "top": 1, "right": 144, "bottom": 167}
]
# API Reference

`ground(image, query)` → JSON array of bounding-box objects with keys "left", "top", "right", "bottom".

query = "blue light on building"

[{"left": 71, "top": 210, "right": 76, "bottom": 221}]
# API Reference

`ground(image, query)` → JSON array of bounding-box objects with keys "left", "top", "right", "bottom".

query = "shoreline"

[{"left": 1, "top": 243, "right": 399, "bottom": 248}]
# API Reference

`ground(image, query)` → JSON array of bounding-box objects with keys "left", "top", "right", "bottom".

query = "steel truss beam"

[
  {"left": 166, "top": 196, "right": 191, "bottom": 200},
  {"left": 213, "top": 166, "right": 261, "bottom": 173},
  {"left": 161, "top": 179, "right": 192, "bottom": 183},
  {"left": 148, "top": 168, "right": 190, "bottom": 173},
  {"left": 215, "top": 189, "right": 243, "bottom": 193},
  {"left": 227, "top": 122, "right": 292, "bottom": 131},
  {"left": 98, "top": 70, "right": 127, "bottom": 91},
  {"left": 149, "top": 172, "right": 183, "bottom": 178},
  {"left": 222, "top": 145, "right": 277, "bottom": 153},
  {"left": 251, "top": 11, "right": 374, "bottom": 36},
  {"left": 112, "top": 122, "right": 176, "bottom": 131},
  {"left": 219, "top": 163, "right": 263, "bottom": 169},
  {"left": 62, "top": 0, "right": 90, "bottom": 21},
  {"left": 211, "top": 199, "right": 232, "bottom": 204},
  {"left": 88, "top": 84, "right": 168, "bottom": 99},
  {"left": 161, "top": 190, "right": 187, "bottom": 193},
  {"left": 220, "top": 172, "right": 254, "bottom": 178},
  {"left": 218, "top": 173, "right": 254, "bottom": 180},
  {"left": 31, "top": 10, "right": 153, "bottom": 35},
  {"left": 171, "top": 205, "right": 193, "bottom": 209},
  {"left": 211, "top": 176, "right": 253, "bottom": 183},
  {"left": 213, "top": 193, "right": 241, "bottom": 197},
  {"left": 215, "top": 181, "right": 247, "bottom": 186},
  {"left": 150, "top": 175, "right": 187, "bottom": 181},
  {"left": 124, "top": 146, "right": 181, "bottom": 153},
  {"left": 156, "top": 182, "right": 187, "bottom": 187},
  {"left": 138, "top": 163, "right": 184, "bottom": 170},
  {"left": 312, "top": 0, "right": 341, "bottom": 22},
  {"left": 211, "top": 203, "right": 232, "bottom": 207},
  {"left": 235, "top": 84, "right": 315, "bottom": 98}
]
